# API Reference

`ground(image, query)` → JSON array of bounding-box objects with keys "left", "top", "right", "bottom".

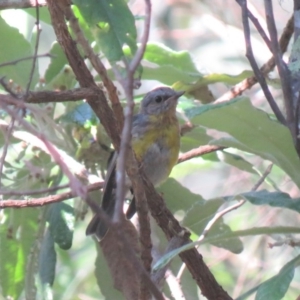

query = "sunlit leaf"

[
  {"left": 0, "top": 16, "right": 38, "bottom": 89},
  {"left": 0, "top": 208, "right": 40, "bottom": 299},
  {"left": 73, "top": 0, "right": 137, "bottom": 62},
  {"left": 45, "top": 42, "right": 68, "bottom": 84},
  {"left": 143, "top": 42, "right": 199, "bottom": 73}
]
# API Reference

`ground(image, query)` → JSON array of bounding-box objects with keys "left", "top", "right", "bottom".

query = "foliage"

[{"left": 0, "top": 1, "right": 300, "bottom": 300}]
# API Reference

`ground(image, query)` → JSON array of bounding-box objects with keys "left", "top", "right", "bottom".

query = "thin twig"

[
  {"left": 114, "top": 2, "right": 153, "bottom": 298},
  {"left": 64, "top": 6, "right": 123, "bottom": 131},
  {"left": 177, "top": 163, "right": 273, "bottom": 279},
  {"left": 240, "top": 1, "right": 272, "bottom": 52},
  {"left": 178, "top": 145, "right": 225, "bottom": 164},
  {"left": 1, "top": 103, "right": 87, "bottom": 199},
  {"left": 129, "top": 0, "right": 151, "bottom": 74},
  {"left": 0, "top": 118, "right": 16, "bottom": 188},
  {"left": 0, "top": 181, "right": 104, "bottom": 208},
  {"left": 0, "top": 183, "right": 70, "bottom": 196},
  {"left": 114, "top": 0, "right": 152, "bottom": 222},
  {"left": 295, "top": 92, "right": 300, "bottom": 154},
  {"left": 216, "top": 15, "right": 294, "bottom": 102},
  {"left": 238, "top": 0, "right": 286, "bottom": 125},
  {"left": 264, "top": 0, "right": 294, "bottom": 128},
  {"left": 25, "top": 1, "right": 41, "bottom": 95},
  {"left": 0, "top": 53, "right": 52, "bottom": 68},
  {"left": 0, "top": 0, "right": 47, "bottom": 10}
]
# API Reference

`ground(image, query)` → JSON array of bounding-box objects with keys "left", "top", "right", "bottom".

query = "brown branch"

[
  {"left": 178, "top": 145, "right": 225, "bottom": 164},
  {"left": 43, "top": 1, "right": 231, "bottom": 298},
  {"left": 2, "top": 103, "right": 87, "bottom": 198},
  {"left": 0, "top": 183, "right": 70, "bottom": 196},
  {"left": 0, "top": 0, "right": 46, "bottom": 9},
  {"left": 216, "top": 15, "right": 294, "bottom": 102},
  {"left": 245, "top": 3, "right": 272, "bottom": 52},
  {"left": 25, "top": 87, "right": 99, "bottom": 103},
  {"left": 114, "top": 2, "right": 153, "bottom": 299},
  {"left": 0, "top": 53, "right": 52, "bottom": 68},
  {"left": 0, "top": 181, "right": 104, "bottom": 208},
  {"left": 237, "top": 0, "right": 286, "bottom": 125},
  {"left": 264, "top": 1, "right": 294, "bottom": 128},
  {"left": 64, "top": 6, "right": 124, "bottom": 132},
  {"left": 46, "top": 0, "right": 120, "bottom": 150},
  {"left": 141, "top": 174, "right": 232, "bottom": 300}
]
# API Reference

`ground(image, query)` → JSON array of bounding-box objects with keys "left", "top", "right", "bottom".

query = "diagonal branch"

[
  {"left": 216, "top": 15, "right": 294, "bottom": 103},
  {"left": 264, "top": 0, "right": 294, "bottom": 128},
  {"left": 237, "top": 0, "right": 286, "bottom": 125}
]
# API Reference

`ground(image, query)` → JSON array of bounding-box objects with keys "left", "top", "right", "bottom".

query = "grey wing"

[{"left": 132, "top": 113, "right": 149, "bottom": 139}]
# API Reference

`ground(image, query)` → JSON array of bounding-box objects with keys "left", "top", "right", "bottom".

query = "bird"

[{"left": 86, "top": 86, "right": 184, "bottom": 239}]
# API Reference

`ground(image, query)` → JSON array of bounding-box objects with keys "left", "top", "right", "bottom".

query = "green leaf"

[
  {"left": 0, "top": 16, "right": 38, "bottom": 89},
  {"left": 187, "top": 98, "right": 300, "bottom": 188},
  {"left": 45, "top": 42, "right": 68, "bottom": 84},
  {"left": 47, "top": 203, "right": 74, "bottom": 250},
  {"left": 153, "top": 226, "right": 300, "bottom": 271},
  {"left": 236, "top": 190, "right": 300, "bottom": 213},
  {"left": 180, "top": 126, "right": 213, "bottom": 152},
  {"left": 159, "top": 179, "right": 243, "bottom": 253},
  {"left": 73, "top": 0, "right": 137, "bottom": 62},
  {"left": 0, "top": 208, "right": 40, "bottom": 299},
  {"left": 198, "top": 70, "right": 253, "bottom": 85},
  {"left": 25, "top": 7, "right": 52, "bottom": 24},
  {"left": 61, "top": 102, "right": 96, "bottom": 125},
  {"left": 45, "top": 65, "right": 76, "bottom": 91},
  {"left": 173, "top": 71, "right": 254, "bottom": 102},
  {"left": 38, "top": 230, "right": 56, "bottom": 294},
  {"left": 255, "top": 254, "right": 300, "bottom": 300},
  {"left": 142, "top": 64, "right": 200, "bottom": 86},
  {"left": 143, "top": 42, "right": 199, "bottom": 73},
  {"left": 219, "top": 151, "right": 257, "bottom": 174}
]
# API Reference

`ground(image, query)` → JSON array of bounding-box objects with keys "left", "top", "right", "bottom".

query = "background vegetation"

[{"left": 0, "top": 0, "right": 300, "bottom": 299}]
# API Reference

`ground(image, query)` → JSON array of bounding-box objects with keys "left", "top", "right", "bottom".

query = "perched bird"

[{"left": 86, "top": 87, "right": 184, "bottom": 239}]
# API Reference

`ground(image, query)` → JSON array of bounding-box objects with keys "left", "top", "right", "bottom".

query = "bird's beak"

[{"left": 175, "top": 90, "right": 185, "bottom": 98}]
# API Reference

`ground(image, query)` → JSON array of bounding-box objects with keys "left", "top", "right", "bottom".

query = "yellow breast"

[{"left": 132, "top": 114, "right": 180, "bottom": 185}]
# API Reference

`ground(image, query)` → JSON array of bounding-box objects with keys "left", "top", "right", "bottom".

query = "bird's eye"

[{"left": 155, "top": 95, "right": 163, "bottom": 103}]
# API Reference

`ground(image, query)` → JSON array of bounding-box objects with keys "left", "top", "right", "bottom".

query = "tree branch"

[
  {"left": 264, "top": 0, "right": 294, "bottom": 128},
  {"left": 46, "top": 0, "right": 120, "bottom": 150},
  {"left": 0, "top": 0, "right": 46, "bottom": 10},
  {"left": 0, "top": 181, "right": 104, "bottom": 208},
  {"left": 216, "top": 15, "right": 294, "bottom": 103},
  {"left": 237, "top": 0, "right": 286, "bottom": 125}
]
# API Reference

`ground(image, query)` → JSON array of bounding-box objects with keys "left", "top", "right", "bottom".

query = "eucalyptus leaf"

[
  {"left": 39, "top": 230, "right": 56, "bottom": 289},
  {"left": 186, "top": 98, "right": 300, "bottom": 188},
  {"left": 255, "top": 254, "right": 300, "bottom": 300},
  {"left": 234, "top": 190, "right": 300, "bottom": 213},
  {"left": 47, "top": 203, "right": 74, "bottom": 250}
]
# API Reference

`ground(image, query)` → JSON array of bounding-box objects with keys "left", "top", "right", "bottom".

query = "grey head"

[{"left": 140, "top": 87, "right": 185, "bottom": 115}]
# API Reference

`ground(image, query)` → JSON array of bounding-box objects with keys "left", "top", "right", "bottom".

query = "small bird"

[{"left": 86, "top": 87, "right": 184, "bottom": 239}]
